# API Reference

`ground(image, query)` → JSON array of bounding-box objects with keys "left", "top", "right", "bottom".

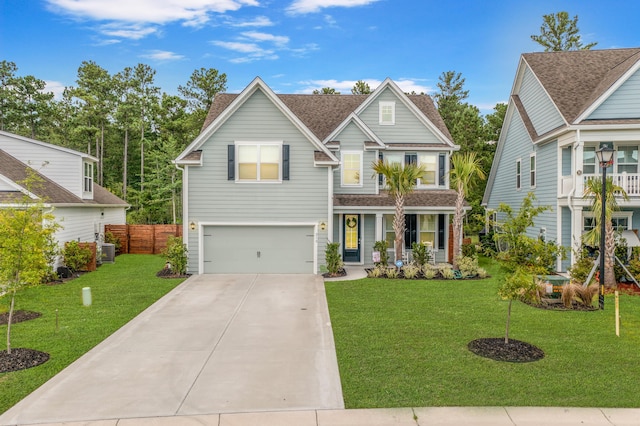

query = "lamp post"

[{"left": 595, "top": 146, "right": 615, "bottom": 310}]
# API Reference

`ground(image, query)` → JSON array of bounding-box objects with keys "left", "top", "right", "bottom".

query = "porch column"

[
  {"left": 375, "top": 213, "right": 383, "bottom": 241},
  {"left": 571, "top": 206, "right": 584, "bottom": 265},
  {"left": 575, "top": 143, "right": 584, "bottom": 196}
]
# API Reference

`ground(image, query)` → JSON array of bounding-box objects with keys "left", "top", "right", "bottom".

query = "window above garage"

[{"left": 229, "top": 142, "right": 289, "bottom": 182}]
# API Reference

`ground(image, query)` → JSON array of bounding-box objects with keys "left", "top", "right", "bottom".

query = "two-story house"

[
  {"left": 0, "top": 130, "right": 128, "bottom": 256},
  {"left": 483, "top": 48, "right": 640, "bottom": 272},
  {"left": 176, "top": 77, "right": 459, "bottom": 274}
]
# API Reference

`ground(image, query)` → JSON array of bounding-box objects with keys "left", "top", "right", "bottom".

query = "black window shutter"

[
  {"left": 438, "top": 214, "right": 445, "bottom": 250},
  {"left": 378, "top": 152, "right": 383, "bottom": 186},
  {"left": 439, "top": 154, "right": 446, "bottom": 186},
  {"left": 282, "top": 145, "right": 290, "bottom": 180},
  {"left": 227, "top": 145, "right": 234, "bottom": 180},
  {"left": 405, "top": 153, "right": 417, "bottom": 165}
]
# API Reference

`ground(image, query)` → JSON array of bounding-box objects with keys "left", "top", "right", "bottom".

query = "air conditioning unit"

[{"left": 102, "top": 243, "right": 115, "bottom": 263}]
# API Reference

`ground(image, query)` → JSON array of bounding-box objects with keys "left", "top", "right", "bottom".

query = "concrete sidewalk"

[
  {"left": 9, "top": 406, "right": 640, "bottom": 425},
  {"left": 0, "top": 274, "right": 343, "bottom": 425}
]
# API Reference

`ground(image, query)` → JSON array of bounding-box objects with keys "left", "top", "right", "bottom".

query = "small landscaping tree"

[
  {"left": 0, "top": 172, "right": 59, "bottom": 355},
  {"left": 325, "top": 242, "right": 343, "bottom": 277},
  {"left": 373, "top": 240, "right": 389, "bottom": 267}
]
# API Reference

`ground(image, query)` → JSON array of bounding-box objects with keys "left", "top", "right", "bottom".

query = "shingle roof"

[
  {"left": 522, "top": 48, "right": 640, "bottom": 124},
  {"left": 0, "top": 149, "right": 127, "bottom": 206},
  {"left": 201, "top": 91, "right": 452, "bottom": 142},
  {"left": 334, "top": 190, "right": 463, "bottom": 209}
]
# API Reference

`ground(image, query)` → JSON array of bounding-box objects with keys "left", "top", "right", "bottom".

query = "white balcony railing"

[{"left": 580, "top": 173, "right": 640, "bottom": 196}]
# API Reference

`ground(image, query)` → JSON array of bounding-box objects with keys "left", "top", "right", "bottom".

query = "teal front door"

[{"left": 343, "top": 214, "right": 361, "bottom": 262}]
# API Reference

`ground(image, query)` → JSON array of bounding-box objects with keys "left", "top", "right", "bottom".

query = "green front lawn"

[
  {"left": 0, "top": 255, "right": 185, "bottom": 414},
  {"left": 325, "top": 258, "right": 640, "bottom": 408}
]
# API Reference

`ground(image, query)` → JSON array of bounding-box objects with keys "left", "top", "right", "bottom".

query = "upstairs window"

[
  {"left": 516, "top": 159, "right": 521, "bottom": 190},
  {"left": 83, "top": 162, "right": 93, "bottom": 193},
  {"left": 583, "top": 146, "right": 596, "bottom": 174},
  {"left": 379, "top": 101, "right": 395, "bottom": 125},
  {"left": 236, "top": 143, "right": 281, "bottom": 182},
  {"left": 418, "top": 153, "right": 437, "bottom": 185},
  {"left": 617, "top": 146, "right": 638, "bottom": 173},
  {"left": 342, "top": 151, "right": 363, "bottom": 186}
]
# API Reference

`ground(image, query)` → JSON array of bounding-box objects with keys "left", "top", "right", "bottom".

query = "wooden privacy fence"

[{"left": 105, "top": 224, "right": 182, "bottom": 255}]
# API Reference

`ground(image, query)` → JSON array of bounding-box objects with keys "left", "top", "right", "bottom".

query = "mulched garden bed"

[
  {"left": 322, "top": 268, "right": 347, "bottom": 278},
  {"left": 0, "top": 310, "right": 42, "bottom": 325},
  {"left": 155, "top": 268, "right": 190, "bottom": 279},
  {"left": 468, "top": 338, "right": 544, "bottom": 363},
  {"left": 0, "top": 348, "right": 50, "bottom": 373}
]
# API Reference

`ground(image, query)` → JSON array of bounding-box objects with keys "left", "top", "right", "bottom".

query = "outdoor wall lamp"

[
  {"left": 595, "top": 146, "right": 615, "bottom": 310},
  {"left": 189, "top": 221, "right": 196, "bottom": 231},
  {"left": 320, "top": 221, "right": 326, "bottom": 231}
]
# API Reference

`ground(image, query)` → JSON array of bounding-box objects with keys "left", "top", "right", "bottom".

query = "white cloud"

[
  {"left": 141, "top": 50, "right": 185, "bottom": 61},
  {"left": 241, "top": 31, "right": 289, "bottom": 46},
  {"left": 286, "top": 0, "right": 380, "bottom": 14},
  {"left": 229, "top": 15, "right": 274, "bottom": 27},
  {"left": 211, "top": 40, "right": 277, "bottom": 62},
  {"left": 99, "top": 23, "right": 158, "bottom": 39},
  {"left": 44, "top": 80, "right": 67, "bottom": 100}
]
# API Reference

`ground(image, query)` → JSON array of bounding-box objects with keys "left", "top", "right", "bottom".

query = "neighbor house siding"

[
  {"left": 357, "top": 88, "right": 442, "bottom": 144},
  {"left": 185, "top": 89, "right": 330, "bottom": 273},
  {"left": 0, "top": 133, "right": 86, "bottom": 198},
  {"left": 519, "top": 66, "right": 565, "bottom": 136},
  {"left": 588, "top": 68, "right": 640, "bottom": 119}
]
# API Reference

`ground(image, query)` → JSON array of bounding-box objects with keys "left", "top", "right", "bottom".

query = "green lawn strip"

[
  {"left": 325, "top": 259, "right": 640, "bottom": 408},
  {"left": 0, "top": 254, "right": 185, "bottom": 414}
]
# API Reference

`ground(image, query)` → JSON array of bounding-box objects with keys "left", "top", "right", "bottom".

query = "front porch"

[{"left": 562, "top": 173, "right": 640, "bottom": 197}]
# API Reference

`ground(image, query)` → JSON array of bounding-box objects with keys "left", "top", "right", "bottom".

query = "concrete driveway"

[{"left": 0, "top": 274, "right": 344, "bottom": 425}]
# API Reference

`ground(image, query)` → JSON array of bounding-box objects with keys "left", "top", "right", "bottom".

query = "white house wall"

[
  {"left": 0, "top": 133, "right": 85, "bottom": 198},
  {"left": 53, "top": 206, "right": 126, "bottom": 246},
  {"left": 185, "top": 89, "right": 330, "bottom": 273}
]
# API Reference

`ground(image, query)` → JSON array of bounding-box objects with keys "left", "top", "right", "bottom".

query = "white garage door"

[{"left": 203, "top": 225, "right": 315, "bottom": 273}]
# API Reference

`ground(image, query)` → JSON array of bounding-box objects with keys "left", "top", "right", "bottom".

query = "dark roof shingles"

[{"left": 334, "top": 190, "right": 462, "bottom": 208}]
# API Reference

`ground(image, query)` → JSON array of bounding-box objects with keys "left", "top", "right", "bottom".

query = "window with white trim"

[
  {"left": 516, "top": 159, "right": 521, "bottom": 190},
  {"left": 379, "top": 101, "right": 395, "bottom": 125},
  {"left": 583, "top": 215, "right": 630, "bottom": 232},
  {"left": 530, "top": 153, "right": 536, "bottom": 188},
  {"left": 83, "top": 162, "right": 93, "bottom": 193},
  {"left": 583, "top": 146, "right": 596, "bottom": 174},
  {"left": 236, "top": 142, "right": 281, "bottom": 182},
  {"left": 617, "top": 145, "right": 638, "bottom": 173},
  {"left": 418, "top": 153, "right": 437, "bottom": 186},
  {"left": 341, "top": 151, "right": 363, "bottom": 186}
]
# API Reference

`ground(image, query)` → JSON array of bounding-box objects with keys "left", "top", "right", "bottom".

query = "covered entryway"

[{"left": 203, "top": 225, "right": 316, "bottom": 273}]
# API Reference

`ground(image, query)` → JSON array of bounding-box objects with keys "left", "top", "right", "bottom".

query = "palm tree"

[
  {"left": 372, "top": 160, "right": 426, "bottom": 264},
  {"left": 450, "top": 152, "right": 486, "bottom": 269},
  {"left": 583, "top": 176, "right": 628, "bottom": 287}
]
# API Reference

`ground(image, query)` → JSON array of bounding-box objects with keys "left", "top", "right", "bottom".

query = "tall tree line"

[{"left": 0, "top": 60, "right": 227, "bottom": 225}]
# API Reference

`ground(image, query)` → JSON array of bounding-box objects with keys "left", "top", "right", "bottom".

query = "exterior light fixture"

[{"left": 189, "top": 221, "right": 196, "bottom": 231}]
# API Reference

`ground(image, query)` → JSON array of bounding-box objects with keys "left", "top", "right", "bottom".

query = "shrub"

[
  {"left": 104, "top": 231, "right": 122, "bottom": 255},
  {"left": 477, "top": 267, "right": 488, "bottom": 279},
  {"left": 440, "top": 267, "right": 455, "bottom": 280},
  {"left": 561, "top": 283, "right": 576, "bottom": 308},
  {"left": 573, "top": 283, "right": 599, "bottom": 307},
  {"left": 163, "top": 236, "right": 188, "bottom": 275},
  {"left": 628, "top": 259, "right": 640, "bottom": 283},
  {"left": 411, "top": 242, "right": 429, "bottom": 266},
  {"left": 422, "top": 264, "right": 436, "bottom": 279},
  {"left": 462, "top": 241, "right": 476, "bottom": 257},
  {"left": 373, "top": 240, "right": 389, "bottom": 266},
  {"left": 569, "top": 248, "right": 596, "bottom": 284},
  {"left": 456, "top": 255, "right": 479, "bottom": 277},
  {"left": 63, "top": 241, "right": 93, "bottom": 274},
  {"left": 367, "top": 265, "right": 386, "bottom": 278},
  {"left": 402, "top": 263, "right": 420, "bottom": 279},
  {"left": 325, "top": 242, "right": 343, "bottom": 276},
  {"left": 386, "top": 267, "right": 399, "bottom": 279}
]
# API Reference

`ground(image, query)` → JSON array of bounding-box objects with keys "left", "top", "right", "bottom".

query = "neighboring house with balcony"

[
  {"left": 482, "top": 48, "right": 640, "bottom": 272},
  {"left": 0, "top": 130, "right": 128, "bottom": 261},
  {"left": 175, "top": 77, "right": 459, "bottom": 274}
]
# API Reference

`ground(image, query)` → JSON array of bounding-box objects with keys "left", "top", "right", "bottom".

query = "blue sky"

[{"left": 2, "top": 0, "right": 640, "bottom": 115}]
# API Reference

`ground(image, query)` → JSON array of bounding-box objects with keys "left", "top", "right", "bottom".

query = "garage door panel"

[{"left": 203, "top": 225, "right": 315, "bottom": 274}]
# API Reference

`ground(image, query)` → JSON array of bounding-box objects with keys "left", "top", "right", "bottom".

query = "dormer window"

[
  {"left": 84, "top": 162, "right": 93, "bottom": 193},
  {"left": 379, "top": 101, "right": 395, "bottom": 125}
]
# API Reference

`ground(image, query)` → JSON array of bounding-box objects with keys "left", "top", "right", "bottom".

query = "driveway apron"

[{"left": 0, "top": 274, "right": 344, "bottom": 425}]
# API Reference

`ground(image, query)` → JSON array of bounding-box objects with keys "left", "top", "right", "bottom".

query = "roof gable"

[
  {"left": 323, "top": 113, "right": 384, "bottom": 148},
  {"left": 521, "top": 48, "right": 640, "bottom": 124},
  {"left": 177, "top": 77, "right": 339, "bottom": 164}
]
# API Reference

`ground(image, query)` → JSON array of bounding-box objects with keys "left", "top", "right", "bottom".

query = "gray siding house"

[
  {"left": 176, "top": 77, "right": 459, "bottom": 274},
  {"left": 483, "top": 48, "right": 640, "bottom": 272}
]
